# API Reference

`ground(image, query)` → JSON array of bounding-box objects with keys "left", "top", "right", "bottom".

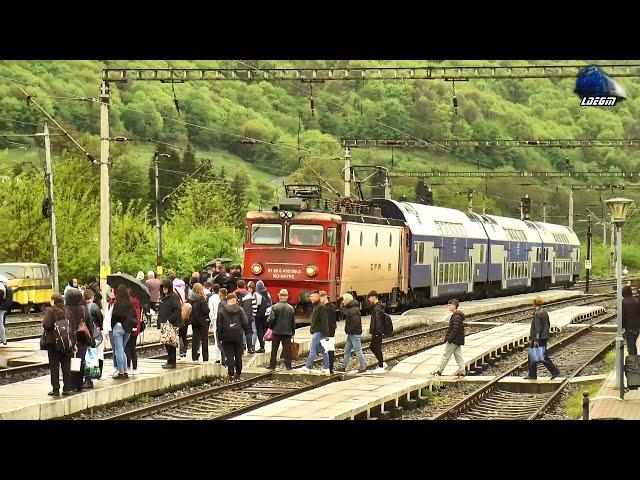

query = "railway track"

[
  {"left": 103, "top": 373, "right": 338, "bottom": 420},
  {"left": 431, "top": 312, "right": 616, "bottom": 420}
]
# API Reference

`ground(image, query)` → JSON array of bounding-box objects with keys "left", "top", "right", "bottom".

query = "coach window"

[
  {"left": 251, "top": 224, "right": 282, "bottom": 245},
  {"left": 418, "top": 242, "right": 425, "bottom": 265},
  {"left": 327, "top": 228, "right": 336, "bottom": 247},
  {"left": 289, "top": 225, "right": 324, "bottom": 246}
]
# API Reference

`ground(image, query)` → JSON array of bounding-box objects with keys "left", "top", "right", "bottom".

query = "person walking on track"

[
  {"left": 368, "top": 291, "right": 387, "bottom": 373},
  {"left": 43, "top": 293, "right": 72, "bottom": 396},
  {"left": 267, "top": 289, "right": 296, "bottom": 371},
  {"left": 339, "top": 293, "right": 368, "bottom": 374},
  {"left": 301, "top": 291, "right": 330, "bottom": 374},
  {"left": 524, "top": 296, "right": 561, "bottom": 380},
  {"left": 217, "top": 292, "right": 250, "bottom": 381},
  {"left": 432, "top": 299, "right": 466, "bottom": 378},
  {"left": 622, "top": 285, "right": 640, "bottom": 355}
]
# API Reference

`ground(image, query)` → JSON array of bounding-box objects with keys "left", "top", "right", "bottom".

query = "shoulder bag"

[{"left": 160, "top": 321, "right": 179, "bottom": 347}]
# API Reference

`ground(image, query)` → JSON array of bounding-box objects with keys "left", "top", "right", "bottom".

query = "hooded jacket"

[
  {"left": 622, "top": 286, "right": 640, "bottom": 330},
  {"left": 64, "top": 289, "right": 95, "bottom": 347},
  {"left": 190, "top": 294, "right": 210, "bottom": 329},
  {"left": 217, "top": 303, "right": 250, "bottom": 342},
  {"left": 159, "top": 279, "right": 182, "bottom": 327},
  {"left": 370, "top": 302, "right": 385, "bottom": 336},
  {"left": 344, "top": 300, "right": 363, "bottom": 335},
  {"left": 42, "top": 304, "right": 67, "bottom": 345},
  {"left": 309, "top": 301, "right": 329, "bottom": 336}
]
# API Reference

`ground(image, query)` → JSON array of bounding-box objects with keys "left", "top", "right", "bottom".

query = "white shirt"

[
  {"left": 103, "top": 303, "right": 113, "bottom": 333},
  {"left": 208, "top": 293, "right": 221, "bottom": 322}
]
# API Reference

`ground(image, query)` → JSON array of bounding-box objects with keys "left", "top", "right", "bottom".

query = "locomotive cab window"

[
  {"left": 251, "top": 224, "right": 282, "bottom": 245},
  {"left": 289, "top": 225, "right": 324, "bottom": 246},
  {"left": 327, "top": 228, "right": 336, "bottom": 247}
]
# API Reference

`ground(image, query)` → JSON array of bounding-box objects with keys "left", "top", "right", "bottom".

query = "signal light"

[
  {"left": 521, "top": 196, "right": 531, "bottom": 219},
  {"left": 41, "top": 197, "right": 51, "bottom": 218}
]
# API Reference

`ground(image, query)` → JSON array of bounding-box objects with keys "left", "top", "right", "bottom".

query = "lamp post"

[{"left": 605, "top": 197, "right": 635, "bottom": 400}]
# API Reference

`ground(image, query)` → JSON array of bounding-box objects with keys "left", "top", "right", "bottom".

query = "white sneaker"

[
  {"left": 111, "top": 370, "right": 119, "bottom": 378},
  {"left": 373, "top": 367, "right": 386, "bottom": 374},
  {"left": 300, "top": 366, "right": 310, "bottom": 373},
  {"left": 131, "top": 369, "right": 138, "bottom": 376},
  {"left": 323, "top": 368, "right": 330, "bottom": 375},
  {"left": 382, "top": 362, "right": 388, "bottom": 369}
]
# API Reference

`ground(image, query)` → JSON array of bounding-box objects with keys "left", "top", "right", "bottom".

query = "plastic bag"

[
  {"left": 85, "top": 347, "right": 100, "bottom": 368},
  {"left": 529, "top": 344, "right": 546, "bottom": 363}
]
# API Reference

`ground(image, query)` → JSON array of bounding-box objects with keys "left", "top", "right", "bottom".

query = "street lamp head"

[{"left": 605, "top": 197, "right": 634, "bottom": 225}]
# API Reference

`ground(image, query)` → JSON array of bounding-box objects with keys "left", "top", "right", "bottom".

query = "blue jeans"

[
  {"left": 111, "top": 323, "right": 129, "bottom": 373},
  {"left": 342, "top": 334, "right": 367, "bottom": 371},
  {"left": 305, "top": 331, "right": 329, "bottom": 369},
  {"left": 0, "top": 309, "right": 5, "bottom": 343},
  {"left": 242, "top": 322, "right": 255, "bottom": 351}
]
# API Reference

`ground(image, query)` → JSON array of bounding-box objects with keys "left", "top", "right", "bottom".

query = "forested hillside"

[{"left": 2, "top": 60, "right": 640, "bottom": 280}]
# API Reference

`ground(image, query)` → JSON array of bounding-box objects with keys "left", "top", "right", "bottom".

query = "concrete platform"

[
  {"left": 548, "top": 305, "right": 606, "bottom": 332},
  {"left": 0, "top": 355, "right": 228, "bottom": 420},
  {"left": 246, "top": 289, "right": 583, "bottom": 368},
  {"left": 589, "top": 369, "right": 640, "bottom": 420},
  {"left": 234, "top": 373, "right": 436, "bottom": 420}
]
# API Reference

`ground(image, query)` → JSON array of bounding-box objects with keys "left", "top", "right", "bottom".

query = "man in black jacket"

[
  {"left": 622, "top": 286, "right": 640, "bottom": 355},
  {"left": 368, "top": 291, "right": 386, "bottom": 373},
  {"left": 301, "top": 291, "right": 330, "bottom": 373},
  {"left": 433, "top": 299, "right": 466, "bottom": 377},
  {"left": 267, "top": 289, "right": 296, "bottom": 370},
  {"left": 524, "top": 296, "right": 561, "bottom": 380}
]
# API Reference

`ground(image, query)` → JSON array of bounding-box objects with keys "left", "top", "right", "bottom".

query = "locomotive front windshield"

[
  {"left": 251, "top": 224, "right": 283, "bottom": 245},
  {"left": 289, "top": 225, "right": 324, "bottom": 246}
]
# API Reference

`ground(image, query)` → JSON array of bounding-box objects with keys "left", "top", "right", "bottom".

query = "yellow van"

[{"left": 0, "top": 263, "right": 53, "bottom": 313}]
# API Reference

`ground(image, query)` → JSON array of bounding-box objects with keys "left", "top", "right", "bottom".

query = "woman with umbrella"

[{"left": 110, "top": 285, "right": 137, "bottom": 379}]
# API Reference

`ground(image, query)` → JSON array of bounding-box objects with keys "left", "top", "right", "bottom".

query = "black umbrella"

[
  {"left": 107, "top": 273, "right": 151, "bottom": 305},
  {"left": 204, "top": 257, "right": 233, "bottom": 269}
]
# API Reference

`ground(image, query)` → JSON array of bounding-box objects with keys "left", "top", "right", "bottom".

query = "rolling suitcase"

[{"left": 624, "top": 355, "right": 640, "bottom": 390}]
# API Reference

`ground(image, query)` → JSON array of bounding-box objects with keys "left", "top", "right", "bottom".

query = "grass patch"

[
  {"left": 137, "top": 394, "right": 150, "bottom": 404},
  {"left": 564, "top": 384, "right": 601, "bottom": 420}
]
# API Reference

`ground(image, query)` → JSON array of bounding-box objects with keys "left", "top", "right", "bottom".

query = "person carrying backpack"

[
  {"left": 217, "top": 292, "right": 250, "bottom": 381},
  {"left": 368, "top": 291, "right": 387, "bottom": 373},
  {"left": 254, "top": 280, "right": 272, "bottom": 354},
  {"left": 0, "top": 275, "right": 11, "bottom": 346},
  {"left": 43, "top": 293, "right": 72, "bottom": 396}
]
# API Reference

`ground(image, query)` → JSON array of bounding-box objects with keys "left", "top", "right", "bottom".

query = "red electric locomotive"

[{"left": 243, "top": 185, "right": 407, "bottom": 322}]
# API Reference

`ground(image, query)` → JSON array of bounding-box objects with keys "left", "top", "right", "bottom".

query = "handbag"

[
  {"left": 529, "top": 343, "right": 546, "bottom": 363},
  {"left": 263, "top": 328, "right": 273, "bottom": 342},
  {"left": 281, "top": 339, "right": 299, "bottom": 360},
  {"left": 160, "top": 321, "right": 179, "bottom": 347},
  {"left": 76, "top": 309, "right": 92, "bottom": 344},
  {"left": 39, "top": 330, "right": 47, "bottom": 351}
]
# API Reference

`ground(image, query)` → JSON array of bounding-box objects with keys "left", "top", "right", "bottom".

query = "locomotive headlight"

[
  {"left": 251, "top": 263, "right": 263, "bottom": 275},
  {"left": 305, "top": 265, "right": 318, "bottom": 277},
  {"left": 279, "top": 211, "right": 287, "bottom": 218},
  {"left": 285, "top": 211, "right": 294, "bottom": 219}
]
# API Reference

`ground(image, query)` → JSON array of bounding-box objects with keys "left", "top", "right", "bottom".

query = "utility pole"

[
  {"left": 610, "top": 213, "right": 615, "bottom": 277},
  {"left": 42, "top": 123, "right": 59, "bottom": 294},
  {"left": 154, "top": 152, "right": 170, "bottom": 276},
  {"left": 568, "top": 187, "right": 574, "bottom": 230},
  {"left": 99, "top": 81, "right": 111, "bottom": 311},
  {"left": 467, "top": 188, "right": 473, "bottom": 213},
  {"left": 344, "top": 146, "right": 351, "bottom": 199},
  {"left": 586, "top": 214, "right": 592, "bottom": 293}
]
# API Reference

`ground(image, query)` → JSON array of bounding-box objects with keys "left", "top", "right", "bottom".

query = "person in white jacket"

[{"left": 208, "top": 284, "right": 225, "bottom": 366}]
